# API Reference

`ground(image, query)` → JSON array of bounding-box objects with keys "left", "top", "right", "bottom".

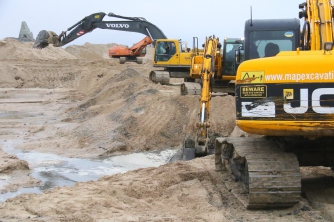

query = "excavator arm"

[
  {"left": 128, "top": 36, "right": 153, "bottom": 55},
  {"left": 299, "top": 0, "right": 334, "bottom": 50},
  {"left": 33, "top": 12, "right": 167, "bottom": 49},
  {"left": 109, "top": 35, "right": 153, "bottom": 58},
  {"left": 196, "top": 36, "right": 221, "bottom": 146},
  {"left": 108, "top": 35, "right": 153, "bottom": 64},
  {"left": 183, "top": 36, "right": 222, "bottom": 158}
]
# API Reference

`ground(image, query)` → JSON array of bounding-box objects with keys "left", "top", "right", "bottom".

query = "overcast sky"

[{"left": 0, "top": 0, "right": 304, "bottom": 47}]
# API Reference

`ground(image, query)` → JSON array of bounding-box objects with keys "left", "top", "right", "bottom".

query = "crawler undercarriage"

[
  {"left": 213, "top": 136, "right": 334, "bottom": 209},
  {"left": 215, "top": 137, "right": 301, "bottom": 209}
]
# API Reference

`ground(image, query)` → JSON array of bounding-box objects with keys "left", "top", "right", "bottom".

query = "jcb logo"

[
  {"left": 283, "top": 89, "right": 293, "bottom": 99},
  {"left": 284, "top": 88, "right": 334, "bottom": 114}
]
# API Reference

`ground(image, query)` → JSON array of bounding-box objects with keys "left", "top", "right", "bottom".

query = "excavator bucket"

[
  {"left": 33, "top": 30, "right": 51, "bottom": 48},
  {"left": 33, "top": 30, "right": 60, "bottom": 49}
]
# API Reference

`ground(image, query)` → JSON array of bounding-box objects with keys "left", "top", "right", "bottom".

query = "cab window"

[
  {"left": 155, "top": 42, "right": 176, "bottom": 61},
  {"left": 249, "top": 30, "right": 295, "bottom": 59},
  {"left": 223, "top": 43, "right": 243, "bottom": 75}
]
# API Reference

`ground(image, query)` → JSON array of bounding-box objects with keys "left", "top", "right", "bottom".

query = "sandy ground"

[{"left": 0, "top": 38, "right": 334, "bottom": 221}]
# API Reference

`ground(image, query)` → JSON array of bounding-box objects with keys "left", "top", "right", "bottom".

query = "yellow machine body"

[
  {"left": 236, "top": 49, "right": 334, "bottom": 138},
  {"left": 153, "top": 39, "right": 203, "bottom": 69}
]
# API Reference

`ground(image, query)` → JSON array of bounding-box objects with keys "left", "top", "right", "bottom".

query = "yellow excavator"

[
  {"left": 180, "top": 37, "right": 243, "bottom": 95},
  {"left": 213, "top": 0, "right": 334, "bottom": 209},
  {"left": 149, "top": 38, "right": 204, "bottom": 85},
  {"left": 184, "top": 16, "right": 302, "bottom": 160},
  {"left": 152, "top": 37, "right": 243, "bottom": 92}
]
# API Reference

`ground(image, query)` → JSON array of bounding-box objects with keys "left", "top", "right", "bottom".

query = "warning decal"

[
  {"left": 238, "top": 71, "right": 264, "bottom": 84},
  {"left": 240, "top": 85, "right": 267, "bottom": 98}
]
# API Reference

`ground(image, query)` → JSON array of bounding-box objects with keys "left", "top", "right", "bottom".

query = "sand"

[{"left": 0, "top": 38, "right": 333, "bottom": 221}]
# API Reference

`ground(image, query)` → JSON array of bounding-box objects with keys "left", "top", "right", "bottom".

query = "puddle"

[
  {"left": 0, "top": 141, "right": 177, "bottom": 202},
  {"left": 0, "top": 89, "right": 179, "bottom": 202}
]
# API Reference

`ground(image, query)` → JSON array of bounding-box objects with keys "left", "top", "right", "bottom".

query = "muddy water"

[
  {"left": 0, "top": 88, "right": 178, "bottom": 201},
  {"left": 1, "top": 140, "right": 176, "bottom": 201}
]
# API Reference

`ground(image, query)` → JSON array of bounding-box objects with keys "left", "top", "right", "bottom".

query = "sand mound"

[
  {"left": 0, "top": 38, "right": 236, "bottom": 154},
  {"left": 65, "top": 42, "right": 119, "bottom": 60},
  {"left": 65, "top": 42, "right": 155, "bottom": 63},
  {"left": 0, "top": 39, "right": 123, "bottom": 88},
  {"left": 0, "top": 38, "right": 77, "bottom": 60}
]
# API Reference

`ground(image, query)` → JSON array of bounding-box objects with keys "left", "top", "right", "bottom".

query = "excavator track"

[
  {"left": 149, "top": 71, "right": 170, "bottom": 85},
  {"left": 180, "top": 82, "right": 201, "bottom": 95},
  {"left": 215, "top": 137, "right": 301, "bottom": 209}
]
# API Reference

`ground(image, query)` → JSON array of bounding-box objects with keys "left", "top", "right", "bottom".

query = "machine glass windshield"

[
  {"left": 223, "top": 42, "right": 243, "bottom": 75},
  {"left": 154, "top": 41, "right": 176, "bottom": 61},
  {"left": 249, "top": 30, "right": 295, "bottom": 59}
]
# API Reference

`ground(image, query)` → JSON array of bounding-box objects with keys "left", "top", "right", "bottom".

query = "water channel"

[{"left": 0, "top": 140, "right": 177, "bottom": 202}]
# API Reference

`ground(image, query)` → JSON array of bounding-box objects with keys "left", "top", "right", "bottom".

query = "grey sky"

[{"left": 0, "top": 0, "right": 304, "bottom": 47}]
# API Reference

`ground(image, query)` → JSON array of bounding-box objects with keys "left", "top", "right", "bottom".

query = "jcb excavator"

[
  {"left": 184, "top": 17, "right": 301, "bottom": 160},
  {"left": 213, "top": 0, "right": 334, "bottom": 209}
]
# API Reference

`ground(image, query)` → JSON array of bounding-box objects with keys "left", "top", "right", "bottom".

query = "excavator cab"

[
  {"left": 222, "top": 38, "right": 244, "bottom": 76},
  {"left": 244, "top": 18, "right": 300, "bottom": 60},
  {"left": 150, "top": 38, "right": 204, "bottom": 85},
  {"left": 154, "top": 41, "right": 177, "bottom": 62}
]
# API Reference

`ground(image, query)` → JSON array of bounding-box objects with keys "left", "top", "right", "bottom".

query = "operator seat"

[{"left": 264, "top": 42, "right": 280, "bottom": 57}]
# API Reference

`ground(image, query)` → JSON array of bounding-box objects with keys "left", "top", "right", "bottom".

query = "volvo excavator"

[
  {"left": 33, "top": 12, "right": 205, "bottom": 84},
  {"left": 33, "top": 12, "right": 167, "bottom": 64},
  {"left": 212, "top": 0, "right": 334, "bottom": 209},
  {"left": 32, "top": 12, "right": 242, "bottom": 89}
]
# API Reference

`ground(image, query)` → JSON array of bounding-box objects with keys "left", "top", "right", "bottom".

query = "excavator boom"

[
  {"left": 33, "top": 12, "right": 167, "bottom": 49},
  {"left": 196, "top": 36, "right": 221, "bottom": 145}
]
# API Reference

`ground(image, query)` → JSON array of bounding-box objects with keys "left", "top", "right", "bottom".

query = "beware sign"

[{"left": 240, "top": 85, "right": 267, "bottom": 98}]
